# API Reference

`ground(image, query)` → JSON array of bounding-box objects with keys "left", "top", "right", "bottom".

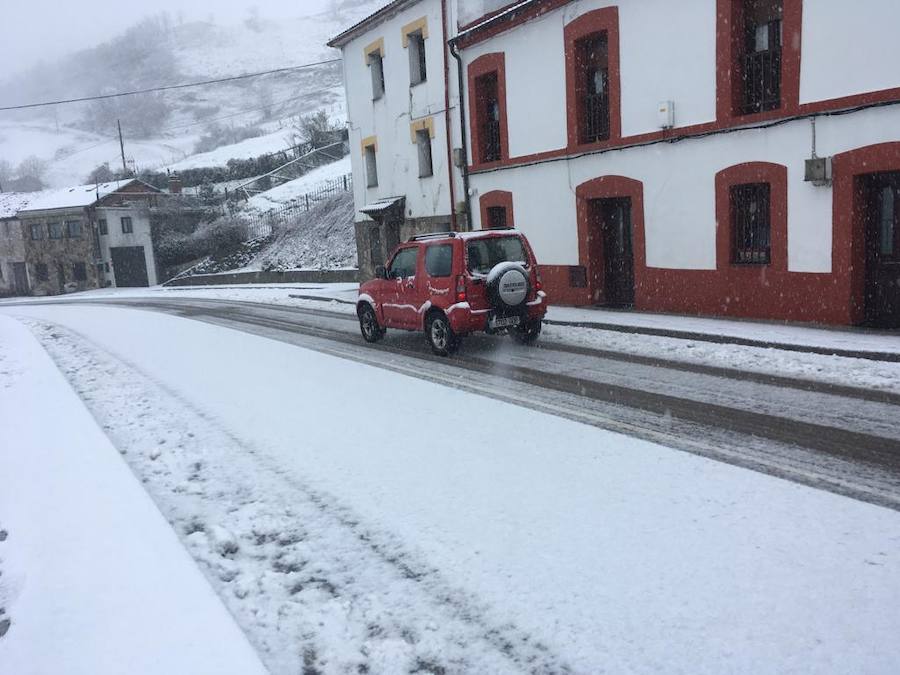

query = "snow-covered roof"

[
  {"left": 17, "top": 180, "right": 137, "bottom": 214},
  {"left": 327, "top": 0, "right": 421, "bottom": 48},
  {"left": 0, "top": 192, "right": 34, "bottom": 219},
  {"left": 359, "top": 196, "right": 405, "bottom": 216}
]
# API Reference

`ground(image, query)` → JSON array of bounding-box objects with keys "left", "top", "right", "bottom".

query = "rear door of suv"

[{"left": 422, "top": 242, "right": 455, "bottom": 314}]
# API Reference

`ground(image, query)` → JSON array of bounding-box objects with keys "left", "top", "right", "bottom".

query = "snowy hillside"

[{"left": 0, "top": 2, "right": 381, "bottom": 188}]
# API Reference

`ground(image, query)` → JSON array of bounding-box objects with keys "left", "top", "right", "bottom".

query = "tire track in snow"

[{"left": 23, "top": 318, "right": 574, "bottom": 675}]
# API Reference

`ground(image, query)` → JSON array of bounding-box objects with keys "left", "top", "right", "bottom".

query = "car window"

[
  {"left": 425, "top": 244, "right": 453, "bottom": 277},
  {"left": 466, "top": 236, "right": 527, "bottom": 275},
  {"left": 388, "top": 246, "right": 418, "bottom": 278}
]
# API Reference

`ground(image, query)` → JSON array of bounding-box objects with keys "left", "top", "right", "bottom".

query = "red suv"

[{"left": 357, "top": 229, "right": 548, "bottom": 355}]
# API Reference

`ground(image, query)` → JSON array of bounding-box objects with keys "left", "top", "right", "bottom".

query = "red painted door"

[{"left": 866, "top": 174, "right": 900, "bottom": 328}]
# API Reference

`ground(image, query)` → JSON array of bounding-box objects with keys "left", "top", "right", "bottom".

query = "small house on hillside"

[
  {"left": 11, "top": 179, "right": 162, "bottom": 295},
  {"left": 0, "top": 192, "right": 33, "bottom": 297}
]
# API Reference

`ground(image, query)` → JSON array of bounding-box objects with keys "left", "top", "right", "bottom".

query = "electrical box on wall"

[
  {"left": 805, "top": 157, "right": 833, "bottom": 187},
  {"left": 452, "top": 148, "right": 467, "bottom": 168},
  {"left": 657, "top": 100, "right": 675, "bottom": 129}
]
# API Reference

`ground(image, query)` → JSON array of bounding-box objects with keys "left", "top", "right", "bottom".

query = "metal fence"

[{"left": 239, "top": 173, "right": 353, "bottom": 241}]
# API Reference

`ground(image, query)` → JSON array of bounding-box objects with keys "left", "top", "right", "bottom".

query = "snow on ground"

[
  {"left": 0, "top": 315, "right": 267, "bottom": 675},
  {"left": 165, "top": 124, "right": 317, "bottom": 172},
  {"left": 0, "top": 121, "right": 197, "bottom": 188},
  {"left": 242, "top": 155, "right": 352, "bottom": 212},
  {"left": 6, "top": 283, "right": 899, "bottom": 395},
  {"left": 547, "top": 304, "right": 900, "bottom": 355},
  {"left": 3, "top": 304, "right": 900, "bottom": 674}
]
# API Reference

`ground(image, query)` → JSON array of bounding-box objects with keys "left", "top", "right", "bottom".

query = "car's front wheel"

[
  {"left": 510, "top": 318, "right": 542, "bottom": 345},
  {"left": 358, "top": 304, "right": 385, "bottom": 343},
  {"left": 426, "top": 312, "right": 459, "bottom": 356}
]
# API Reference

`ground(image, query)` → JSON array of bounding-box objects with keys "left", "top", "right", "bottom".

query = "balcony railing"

[
  {"left": 481, "top": 120, "right": 502, "bottom": 163},
  {"left": 582, "top": 92, "right": 610, "bottom": 144},
  {"left": 741, "top": 50, "right": 782, "bottom": 115}
]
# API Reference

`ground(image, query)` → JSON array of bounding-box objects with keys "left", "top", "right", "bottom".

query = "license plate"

[{"left": 489, "top": 315, "right": 521, "bottom": 329}]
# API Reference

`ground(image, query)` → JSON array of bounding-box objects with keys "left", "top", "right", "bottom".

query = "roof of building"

[
  {"left": 0, "top": 192, "right": 34, "bottom": 220},
  {"left": 327, "top": 0, "right": 422, "bottom": 48},
  {"left": 16, "top": 179, "right": 154, "bottom": 215}
]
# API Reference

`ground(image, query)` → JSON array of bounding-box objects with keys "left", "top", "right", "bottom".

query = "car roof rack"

[{"left": 408, "top": 232, "right": 457, "bottom": 242}]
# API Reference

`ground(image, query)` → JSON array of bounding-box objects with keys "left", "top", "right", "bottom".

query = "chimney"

[{"left": 168, "top": 173, "right": 183, "bottom": 194}]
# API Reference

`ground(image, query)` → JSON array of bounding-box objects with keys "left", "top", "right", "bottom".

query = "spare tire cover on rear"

[{"left": 487, "top": 262, "right": 529, "bottom": 309}]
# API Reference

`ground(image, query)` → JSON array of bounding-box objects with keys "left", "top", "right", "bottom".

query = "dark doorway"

[
  {"left": 863, "top": 173, "right": 900, "bottom": 327},
  {"left": 588, "top": 197, "right": 635, "bottom": 307},
  {"left": 12, "top": 263, "right": 28, "bottom": 295},
  {"left": 111, "top": 246, "right": 149, "bottom": 287},
  {"left": 56, "top": 263, "right": 66, "bottom": 292}
]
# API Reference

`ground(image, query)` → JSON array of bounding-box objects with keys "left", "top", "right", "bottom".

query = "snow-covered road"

[
  {"left": 0, "top": 316, "right": 268, "bottom": 675},
  {"left": 2, "top": 304, "right": 900, "bottom": 673}
]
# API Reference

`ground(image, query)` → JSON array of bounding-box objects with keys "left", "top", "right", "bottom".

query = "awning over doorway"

[{"left": 359, "top": 196, "right": 405, "bottom": 220}]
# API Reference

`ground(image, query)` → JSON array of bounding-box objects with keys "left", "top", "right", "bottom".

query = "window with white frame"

[
  {"left": 364, "top": 144, "right": 378, "bottom": 188},
  {"left": 416, "top": 128, "right": 433, "bottom": 178},
  {"left": 368, "top": 50, "right": 385, "bottom": 100},
  {"left": 408, "top": 31, "right": 427, "bottom": 85}
]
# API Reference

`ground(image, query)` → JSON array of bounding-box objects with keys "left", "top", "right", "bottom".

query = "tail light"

[
  {"left": 534, "top": 267, "right": 543, "bottom": 292},
  {"left": 456, "top": 275, "right": 467, "bottom": 302}
]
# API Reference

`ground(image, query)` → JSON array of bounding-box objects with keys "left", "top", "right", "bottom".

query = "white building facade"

[
  {"left": 329, "top": 0, "right": 469, "bottom": 278},
  {"left": 454, "top": 0, "right": 900, "bottom": 327},
  {"left": 96, "top": 205, "right": 160, "bottom": 288}
]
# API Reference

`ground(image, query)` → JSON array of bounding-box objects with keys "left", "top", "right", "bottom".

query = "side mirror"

[{"left": 375, "top": 265, "right": 387, "bottom": 279}]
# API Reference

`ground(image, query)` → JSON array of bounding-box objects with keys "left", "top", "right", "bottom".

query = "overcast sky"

[{"left": 7, "top": 0, "right": 336, "bottom": 74}]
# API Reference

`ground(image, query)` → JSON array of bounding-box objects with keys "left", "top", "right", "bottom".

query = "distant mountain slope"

[{"left": 0, "top": 2, "right": 381, "bottom": 188}]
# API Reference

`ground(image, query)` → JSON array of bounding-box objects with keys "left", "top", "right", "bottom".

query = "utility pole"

[{"left": 117, "top": 119, "right": 128, "bottom": 175}]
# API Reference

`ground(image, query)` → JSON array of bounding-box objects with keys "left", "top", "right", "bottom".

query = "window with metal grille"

[
  {"left": 408, "top": 31, "right": 427, "bottom": 85},
  {"left": 475, "top": 72, "right": 501, "bottom": 163},
  {"left": 369, "top": 51, "right": 385, "bottom": 100},
  {"left": 48, "top": 222, "right": 64, "bottom": 239},
  {"left": 486, "top": 206, "right": 507, "bottom": 230},
  {"left": 30, "top": 223, "right": 44, "bottom": 240},
  {"left": 66, "top": 220, "right": 82, "bottom": 238},
  {"left": 577, "top": 33, "right": 610, "bottom": 143},
  {"left": 740, "top": 0, "right": 783, "bottom": 114},
  {"left": 121, "top": 216, "right": 133, "bottom": 234},
  {"left": 416, "top": 129, "right": 433, "bottom": 178},
  {"left": 99, "top": 219, "right": 108, "bottom": 235},
  {"left": 731, "top": 183, "right": 771, "bottom": 264}
]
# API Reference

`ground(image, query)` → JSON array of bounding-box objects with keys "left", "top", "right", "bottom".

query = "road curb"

[{"left": 542, "top": 319, "right": 900, "bottom": 363}]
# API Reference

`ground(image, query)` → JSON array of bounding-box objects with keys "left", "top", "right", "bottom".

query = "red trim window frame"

[
  {"left": 467, "top": 52, "right": 509, "bottom": 168},
  {"left": 715, "top": 162, "right": 788, "bottom": 273},
  {"left": 564, "top": 7, "right": 621, "bottom": 152},
  {"left": 479, "top": 190, "right": 515, "bottom": 229},
  {"left": 716, "top": 0, "right": 803, "bottom": 124}
]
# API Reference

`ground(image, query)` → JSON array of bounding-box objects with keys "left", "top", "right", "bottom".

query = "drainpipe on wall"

[
  {"left": 449, "top": 37, "right": 473, "bottom": 230},
  {"left": 441, "top": 0, "right": 459, "bottom": 232}
]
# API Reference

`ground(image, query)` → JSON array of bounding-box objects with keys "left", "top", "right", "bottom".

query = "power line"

[{"left": 0, "top": 58, "right": 342, "bottom": 112}]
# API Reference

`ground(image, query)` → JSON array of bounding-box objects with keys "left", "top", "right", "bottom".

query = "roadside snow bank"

[
  {"left": 7, "top": 305, "right": 900, "bottom": 674},
  {"left": 0, "top": 315, "right": 267, "bottom": 675}
]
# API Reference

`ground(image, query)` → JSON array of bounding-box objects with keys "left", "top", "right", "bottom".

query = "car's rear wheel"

[
  {"left": 509, "top": 318, "right": 542, "bottom": 345},
  {"left": 426, "top": 312, "right": 459, "bottom": 356},
  {"left": 358, "top": 304, "right": 385, "bottom": 343}
]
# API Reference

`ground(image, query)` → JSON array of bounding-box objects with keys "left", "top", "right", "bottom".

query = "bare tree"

[
  {"left": 286, "top": 110, "right": 340, "bottom": 150},
  {"left": 14, "top": 155, "right": 49, "bottom": 191},
  {"left": 0, "top": 159, "right": 12, "bottom": 190}
]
